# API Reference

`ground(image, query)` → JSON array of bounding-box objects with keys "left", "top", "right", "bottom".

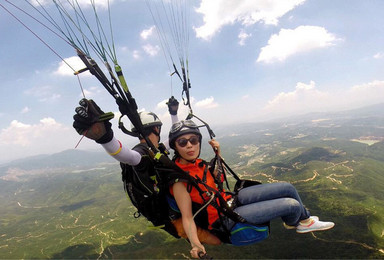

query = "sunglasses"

[{"left": 175, "top": 136, "right": 200, "bottom": 147}]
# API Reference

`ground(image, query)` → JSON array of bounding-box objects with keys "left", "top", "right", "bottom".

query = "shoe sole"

[
  {"left": 283, "top": 216, "right": 319, "bottom": 230},
  {"left": 283, "top": 223, "right": 296, "bottom": 230},
  {"left": 296, "top": 223, "right": 335, "bottom": 233}
]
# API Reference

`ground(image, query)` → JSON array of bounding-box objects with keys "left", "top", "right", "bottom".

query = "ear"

[{"left": 153, "top": 126, "right": 160, "bottom": 135}]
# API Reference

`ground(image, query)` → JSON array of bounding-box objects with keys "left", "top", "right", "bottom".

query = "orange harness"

[{"left": 171, "top": 159, "right": 231, "bottom": 228}]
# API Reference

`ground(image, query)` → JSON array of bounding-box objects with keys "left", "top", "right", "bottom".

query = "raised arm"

[
  {"left": 100, "top": 137, "right": 141, "bottom": 165},
  {"left": 163, "top": 96, "right": 180, "bottom": 149},
  {"left": 73, "top": 98, "right": 141, "bottom": 166}
]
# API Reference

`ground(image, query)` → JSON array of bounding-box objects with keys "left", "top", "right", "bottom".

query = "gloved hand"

[
  {"left": 166, "top": 96, "right": 179, "bottom": 115},
  {"left": 73, "top": 98, "right": 114, "bottom": 144},
  {"left": 116, "top": 97, "right": 130, "bottom": 116}
]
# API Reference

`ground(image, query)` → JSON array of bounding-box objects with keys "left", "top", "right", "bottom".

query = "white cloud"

[
  {"left": 79, "top": 0, "right": 114, "bottom": 9},
  {"left": 348, "top": 80, "right": 384, "bottom": 107},
  {"left": 195, "top": 96, "right": 219, "bottom": 109},
  {"left": 155, "top": 98, "right": 191, "bottom": 118},
  {"left": 143, "top": 44, "right": 160, "bottom": 56},
  {"left": 262, "top": 81, "right": 331, "bottom": 116},
  {"left": 238, "top": 29, "right": 251, "bottom": 46},
  {"left": 0, "top": 118, "right": 63, "bottom": 146},
  {"left": 54, "top": 56, "right": 90, "bottom": 77},
  {"left": 24, "top": 85, "right": 61, "bottom": 103},
  {"left": 133, "top": 50, "right": 141, "bottom": 59},
  {"left": 154, "top": 97, "right": 219, "bottom": 129},
  {"left": 257, "top": 26, "right": 339, "bottom": 63},
  {"left": 120, "top": 46, "right": 129, "bottom": 52},
  {"left": 261, "top": 80, "right": 384, "bottom": 119},
  {"left": 195, "top": 0, "right": 305, "bottom": 40},
  {"left": 373, "top": 52, "right": 384, "bottom": 59},
  {"left": 141, "top": 26, "right": 156, "bottom": 40},
  {"left": 32, "top": 0, "right": 113, "bottom": 9},
  {"left": 0, "top": 118, "right": 82, "bottom": 162},
  {"left": 207, "top": 84, "right": 361, "bottom": 125},
  {"left": 81, "top": 86, "right": 104, "bottom": 98},
  {"left": 1, "top": 120, "right": 31, "bottom": 146},
  {"left": 156, "top": 99, "right": 168, "bottom": 110},
  {"left": 21, "top": 107, "right": 30, "bottom": 114}
]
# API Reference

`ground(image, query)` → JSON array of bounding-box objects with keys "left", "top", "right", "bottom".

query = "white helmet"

[{"left": 131, "top": 111, "right": 162, "bottom": 134}]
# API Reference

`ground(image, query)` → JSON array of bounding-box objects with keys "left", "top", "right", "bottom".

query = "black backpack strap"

[
  {"left": 197, "top": 160, "right": 209, "bottom": 183},
  {"left": 208, "top": 155, "right": 235, "bottom": 192},
  {"left": 131, "top": 142, "right": 149, "bottom": 153}
]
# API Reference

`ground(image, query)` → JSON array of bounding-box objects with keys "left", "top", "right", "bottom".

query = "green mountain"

[
  {"left": 0, "top": 149, "right": 115, "bottom": 174},
  {"left": 0, "top": 104, "right": 383, "bottom": 259}
]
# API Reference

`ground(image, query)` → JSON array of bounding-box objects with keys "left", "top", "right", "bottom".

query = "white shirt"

[{"left": 101, "top": 114, "right": 179, "bottom": 165}]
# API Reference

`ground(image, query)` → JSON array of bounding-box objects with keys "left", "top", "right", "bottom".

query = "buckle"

[{"left": 227, "top": 197, "right": 235, "bottom": 208}]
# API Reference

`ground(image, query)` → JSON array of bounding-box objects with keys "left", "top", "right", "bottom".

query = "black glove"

[
  {"left": 166, "top": 96, "right": 179, "bottom": 115},
  {"left": 116, "top": 97, "right": 130, "bottom": 116},
  {"left": 198, "top": 252, "right": 213, "bottom": 259},
  {"left": 73, "top": 98, "right": 114, "bottom": 144}
]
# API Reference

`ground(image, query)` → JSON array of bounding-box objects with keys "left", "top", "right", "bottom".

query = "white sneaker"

[
  {"left": 296, "top": 216, "right": 334, "bottom": 233},
  {"left": 283, "top": 216, "right": 319, "bottom": 229}
]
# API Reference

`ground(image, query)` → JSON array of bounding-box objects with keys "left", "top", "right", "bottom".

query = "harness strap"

[
  {"left": 154, "top": 156, "right": 209, "bottom": 203},
  {"left": 209, "top": 156, "right": 232, "bottom": 192},
  {"left": 197, "top": 181, "right": 246, "bottom": 224},
  {"left": 198, "top": 160, "right": 208, "bottom": 183}
]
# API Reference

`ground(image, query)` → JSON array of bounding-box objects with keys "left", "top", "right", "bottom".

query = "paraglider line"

[
  {"left": 74, "top": 130, "right": 88, "bottom": 149},
  {"left": 0, "top": 1, "right": 76, "bottom": 73}
]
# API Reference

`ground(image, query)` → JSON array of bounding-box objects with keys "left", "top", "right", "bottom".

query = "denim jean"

[{"left": 224, "top": 182, "right": 311, "bottom": 229}]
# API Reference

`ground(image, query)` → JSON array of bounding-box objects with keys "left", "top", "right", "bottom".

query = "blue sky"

[{"left": 1, "top": 0, "right": 384, "bottom": 163}]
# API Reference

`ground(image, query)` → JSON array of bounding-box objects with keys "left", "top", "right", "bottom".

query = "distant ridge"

[
  {"left": 0, "top": 149, "right": 116, "bottom": 175},
  {"left": 338, "top": 102, "right": 384, "bottom": 116},
  {"left": 267, "top": 102, "right": 384, "bottom": 123},
  {"left": 213, "top": 102, "right": 384, "bottom": 135},
  {"left": 2, "top": 103, "right": 383, "bottom": 174}
]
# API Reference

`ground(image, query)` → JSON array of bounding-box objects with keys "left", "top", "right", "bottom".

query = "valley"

[{"left": 1, "top": 105, "right": 384, "bottom": 259}]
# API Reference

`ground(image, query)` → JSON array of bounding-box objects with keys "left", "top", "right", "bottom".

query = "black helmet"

[{"left": 169, "top": 120, "right": 202, "bottom": 149}]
